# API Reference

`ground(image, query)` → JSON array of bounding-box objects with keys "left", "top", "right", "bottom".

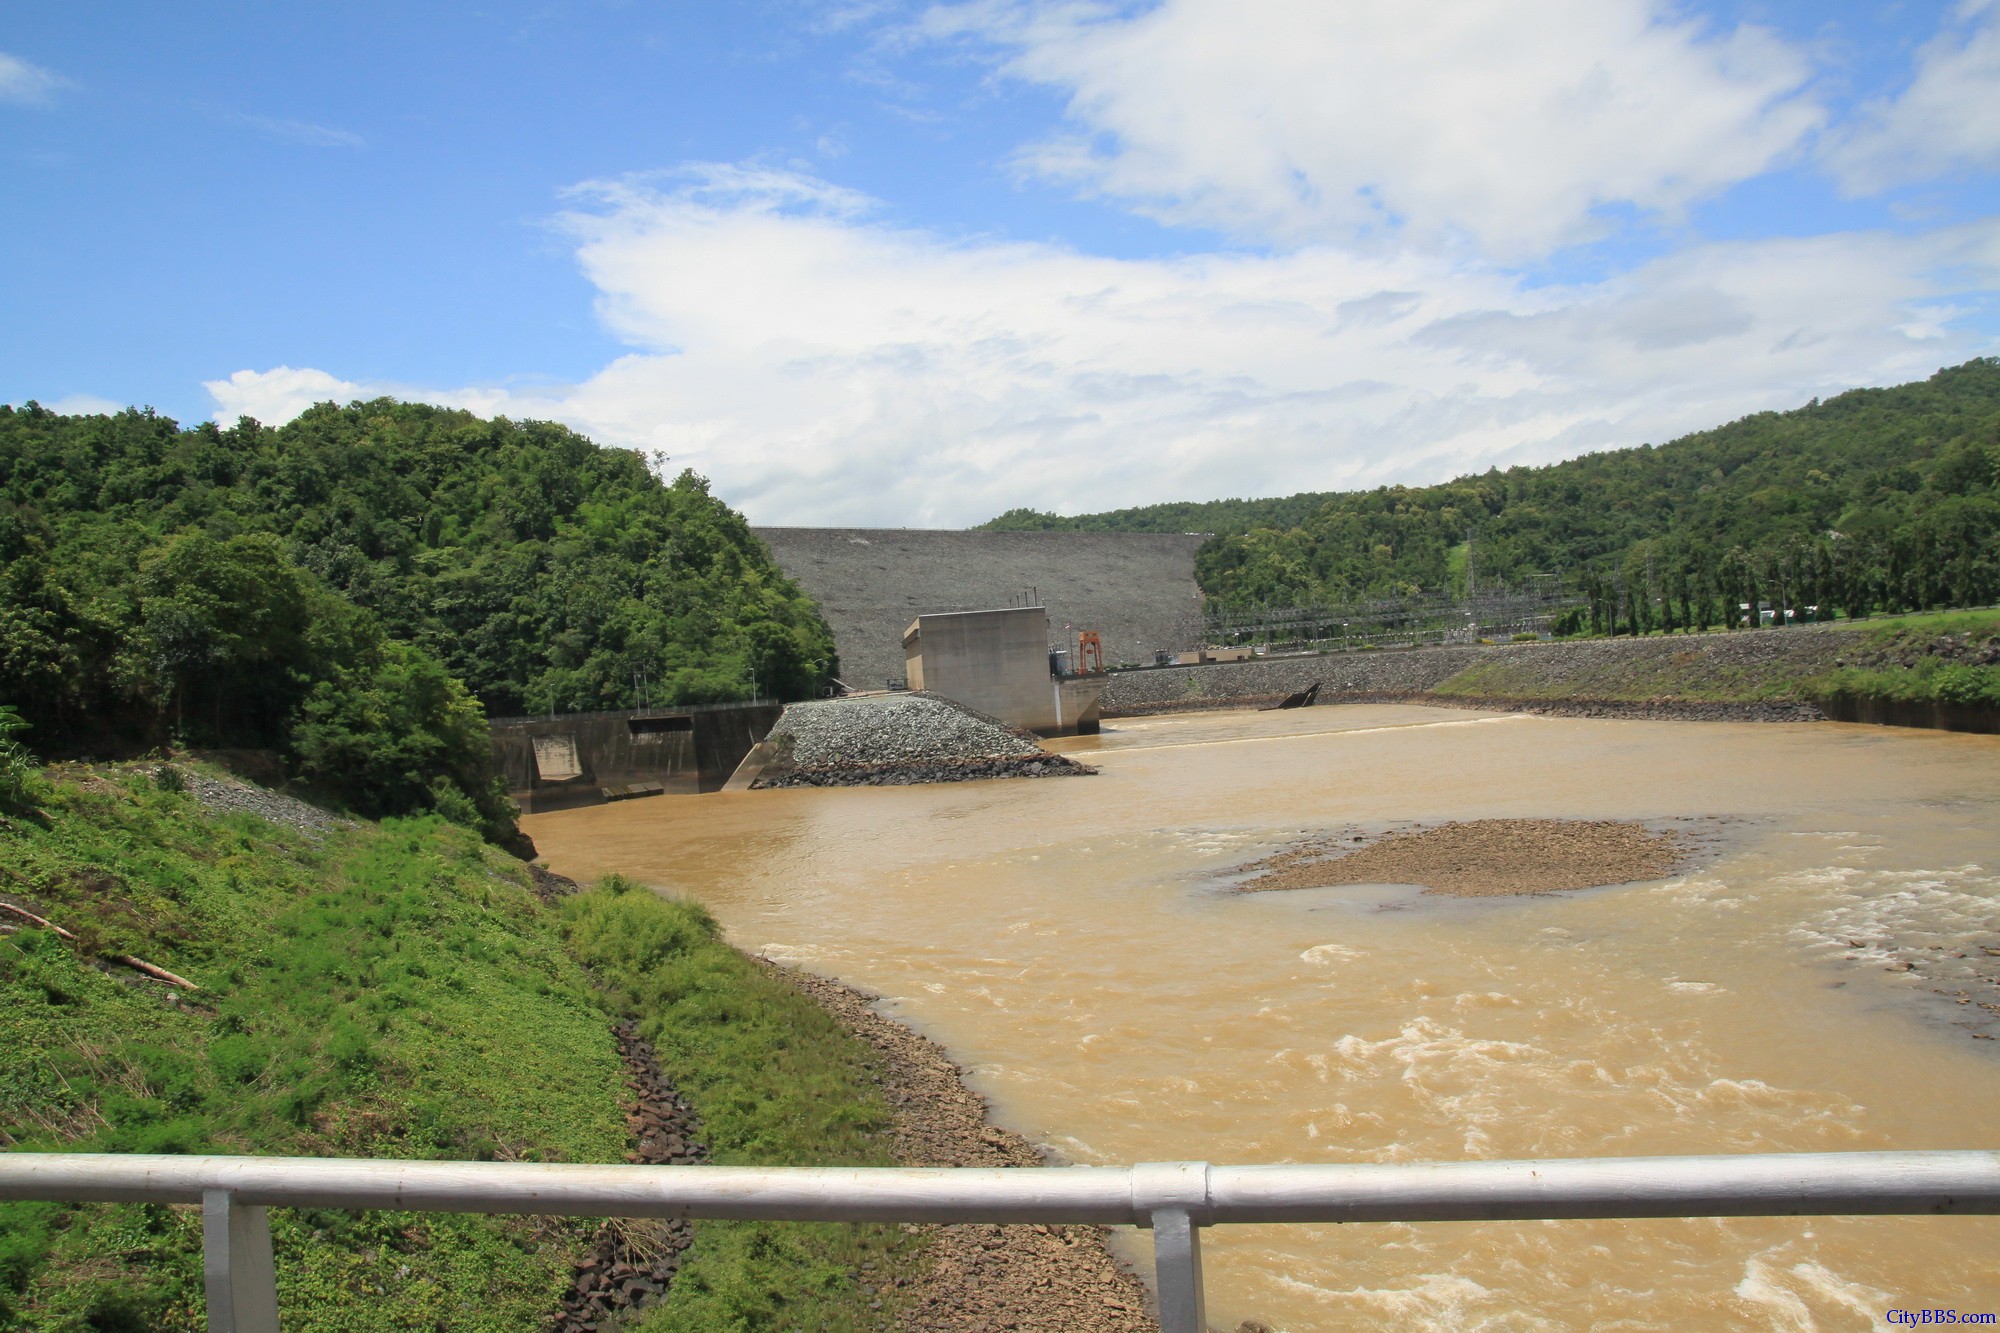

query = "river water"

[{"left": 525, "top": 704, "right": 2000, "bottom": 1331}]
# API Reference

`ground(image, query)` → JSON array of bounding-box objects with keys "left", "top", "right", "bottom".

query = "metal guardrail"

[{"left": 3, "top": 1150, "right": 1997, "bottom": 1333}]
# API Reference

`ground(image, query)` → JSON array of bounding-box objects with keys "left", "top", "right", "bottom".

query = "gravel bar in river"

[{"left": 1238, "top": 817, "right": 1693, "bottom": 897}]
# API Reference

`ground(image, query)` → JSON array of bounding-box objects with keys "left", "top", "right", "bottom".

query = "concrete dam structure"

[{"left": 754, "top": 528, "right": 1209, "bottom": 691}]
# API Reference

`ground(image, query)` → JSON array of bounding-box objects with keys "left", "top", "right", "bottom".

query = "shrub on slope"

[{"left": 0, "top": 516, "right": 515, "bottom": 841}]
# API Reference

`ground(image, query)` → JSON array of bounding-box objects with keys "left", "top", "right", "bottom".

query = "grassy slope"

[
  {"left": 0, "top": 771, "right": 923, "bottom": 1333},
  {"left": 563, "top": 883, "right": 921, "bottom": 1332},
  {"left": 1800, "top": 612, "right": 2000, "bottom": 708},
  {"left": 1428, "top": 635, "right": 1834, "bottom": 703},
  {"left": 0, "top": 768, "right": 625, "bottom": 1331},
  {"left": 1422, "top": 614, "right": 2000, "bottom": 706}
]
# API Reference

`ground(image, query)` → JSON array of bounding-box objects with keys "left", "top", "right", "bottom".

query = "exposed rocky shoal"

[
  {"left": 770, "top": 693, "right": 1042, "bottom": 765},
  {"left": 753, "top": 693, "right": 1094, "bottom": 788},
  {"left": 1238, "top": 818, "right": 1698, "bottom": 898},
  {"left": 757, "top": 753, "right": 1091, "bottom": 788}
]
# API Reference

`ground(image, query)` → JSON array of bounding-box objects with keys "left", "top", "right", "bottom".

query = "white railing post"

[
  {"left": 1148, "top": 1206, "right": 1206, "bottom": 1333},
  {"left": 202, "top": 1189, "right": 279, "bottom": 1333},
  {"left": 1133, "top": 1161, "right": 1209, "bottom": 1333}
]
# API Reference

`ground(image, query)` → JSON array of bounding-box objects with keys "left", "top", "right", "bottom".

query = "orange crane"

[{"left": 1075, "top": 630, "right": 1105, "bottom": 674}]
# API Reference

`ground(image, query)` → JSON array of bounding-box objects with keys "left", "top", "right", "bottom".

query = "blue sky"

[{"left": 5, "top": 1, "right": 1999, "bottom": 524}]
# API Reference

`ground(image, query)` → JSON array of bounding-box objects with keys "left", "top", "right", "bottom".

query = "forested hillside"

[
  {"left": 0, "top": 399, "right": 836, "bottom": 839},
  {"left": 982, "top": 359, "right": 2000, "bottom": 625},
  {"left": 984, "top": 491, "right": 1344, "bottom": 538}
]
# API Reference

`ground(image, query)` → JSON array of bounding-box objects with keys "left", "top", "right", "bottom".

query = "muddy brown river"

[{"left": 526, "top": 704, "right": 2000, "bottom": 1331}]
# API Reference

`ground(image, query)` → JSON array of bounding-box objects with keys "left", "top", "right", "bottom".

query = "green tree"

[
  {"left": 983, "top": 358, "right": 2000, "bottom": 619},
  {"left": 0, "top": 401, "right": 836, "bottom": 720},
  {"left": 137, "top": 531, "right": 315, "bottom": 742}
]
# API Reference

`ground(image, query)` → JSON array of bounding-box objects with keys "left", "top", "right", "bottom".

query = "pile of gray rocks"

[
  {"left": 181, "top": 771, "right": 352, "bottom": 837},
  {"left": 753, "top": 693, "right": 1093, "bottom": 788}
]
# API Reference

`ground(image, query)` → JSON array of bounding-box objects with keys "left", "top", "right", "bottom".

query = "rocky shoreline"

[
  {"left": 772, "top": 964, "right": 1163, "bottom": 1333},
  {"left": 1359, "top": 692, "right": 1822, "bottom": 723},
  {"left": 754, "top": 753, "right": 1096, "bottom": 788},
  {"left": 752, "top": 692, "right": 1098, "bottom": 788},
  {"left": 531, "top": 862, "right": 1166, "bottom": 1331},
  {"left": 1106, "top": 688, "right": 1826, "bottom": 724}
]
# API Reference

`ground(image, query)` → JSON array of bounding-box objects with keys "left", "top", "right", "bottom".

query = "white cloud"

[
  {"left": 212, "top": 169, "right": 1999, "bottom": 527},
  {"left": 1828, "top": 0, "right": 2000, "bottom": 192},
  {"left": 204, "top": 366, "right": 364, "bottom": 424},
  {"left": 921, "top": 0, "right": 1822, "bottom": 258},
  {"left": 232, "top": 113, "right": 366, "bottom": 149},
  {"left": 43, "top": 393, "right": 124, "bottom": 416},
  {"left": 0, "top": 51, "right": 67, "bottom": 105}
]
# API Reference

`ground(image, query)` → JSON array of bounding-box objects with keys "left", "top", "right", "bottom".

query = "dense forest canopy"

[
  {"left": 982, "top": 359, "right": 2000, "bottom": 622},
  {"left": 0, "top": 398, "right": 837, "bottom": 837}
]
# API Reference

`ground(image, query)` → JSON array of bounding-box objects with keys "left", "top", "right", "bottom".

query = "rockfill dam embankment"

[{"left": 1100, "top": 623, "right": 1872, "bottom": 722}]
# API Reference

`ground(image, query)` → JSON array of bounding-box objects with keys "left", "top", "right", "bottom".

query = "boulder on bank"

[{"left": 751, "top": 694, "right": 1094, "bottom": 788}]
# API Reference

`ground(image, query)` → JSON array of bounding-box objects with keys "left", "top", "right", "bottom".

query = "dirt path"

[{"left": 774, "top": 964, "right": 1163, "bottom": 1333}]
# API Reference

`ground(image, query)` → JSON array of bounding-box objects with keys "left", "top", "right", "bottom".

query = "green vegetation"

[
  {"left": 982, "top": 359, "right": 2000, "bottom": 628},
  {"left": 0, "top": 767, "right": 624, "bottom": 1330},
  {"left": 562, "top": 879, "right": 919, "bottom": 1331},
  {"left": 984, "top": 491, "right": 1344, "bottom": 537},
  {"left": 1801, "top": 612, "right": 2000, "bottom": 709},
  {"left": 1, "top": 770, "right": 924, "bottom": 1332},
  {"left": 1428, "top": 643, "right": 1809, "bottom": 705},
  {"left": 0, "top": 397, "right": 836, "bottom": 838},
  {"left": 10, "top": 516, "right": 516, "bottom": 840},
  {"left": 0, "top": 709, "right": 40, "bottom": 814}
]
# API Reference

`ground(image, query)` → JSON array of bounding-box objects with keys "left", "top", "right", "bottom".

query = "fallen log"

[
  {"left": 0, "top": 899, "right": 198, "bottom": 990},
  {"left": 109, "top": 955, "right": 200, "bottom": 991},
  {"left": 0, "top": 899, "right": 77, "bottom": 940}
]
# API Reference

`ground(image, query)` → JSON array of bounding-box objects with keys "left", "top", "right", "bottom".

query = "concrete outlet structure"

[
  {"left": 903, "top": 606, "right": 1104, "bottom": 736},
  {"left": 490, "top": 701, "right": 781, "bottom": 812}
]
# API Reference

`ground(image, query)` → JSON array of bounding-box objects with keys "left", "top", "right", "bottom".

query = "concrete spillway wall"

[
  {"left": 491, "top": 701, "right": 782, "bottom": 811},
  {"left": 1816, "top": 693, "right": 2000, "bottom": 734},
  {"left": 754, "top": 528, "right": 1207, "bottom": 691}
]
